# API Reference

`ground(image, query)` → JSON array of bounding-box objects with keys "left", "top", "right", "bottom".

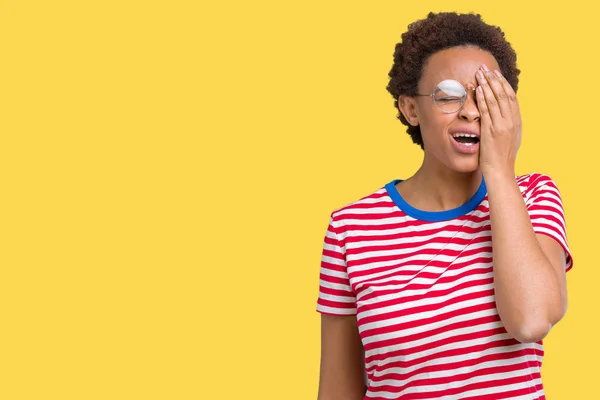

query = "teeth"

[{"left": 452, "top": 133, "right": 478, "bottom": 138}]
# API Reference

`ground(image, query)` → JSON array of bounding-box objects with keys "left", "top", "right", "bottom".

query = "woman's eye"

[{"left": 437, "top": 97, "right": 462, "bottom": 103}]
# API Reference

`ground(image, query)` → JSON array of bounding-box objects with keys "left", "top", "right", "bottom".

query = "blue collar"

[{"left": 385, "top": 178, "right": 487, "bottom": 222}]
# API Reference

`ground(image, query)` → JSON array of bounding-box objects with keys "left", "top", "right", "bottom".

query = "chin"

[{"left": 449, "top": 157, "right": 480, "bottom": 173}]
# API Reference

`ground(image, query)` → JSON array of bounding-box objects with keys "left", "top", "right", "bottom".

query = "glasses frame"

[{"left": 414, "top": 79, "right": 477, "bottom": 114}]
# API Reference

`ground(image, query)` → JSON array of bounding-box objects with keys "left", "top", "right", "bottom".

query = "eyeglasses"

[{"left": 415, "top": 79, "right": 477, "bottom": 114}]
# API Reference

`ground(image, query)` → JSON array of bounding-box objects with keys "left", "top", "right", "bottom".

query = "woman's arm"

[
  {"left": 317, "top": 314, "right": 366, "bottom": 400},
  {"left": 485, "top": 170, "right": 567, "bottom": 343},
  {"left": 475, "top": 65, "right": 568, "bottom": 343}
]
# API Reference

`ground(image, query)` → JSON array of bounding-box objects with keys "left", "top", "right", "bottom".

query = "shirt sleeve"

[
  {"left": 525, "top": 173, "right": 573, "bottom": 272},
  {"left": 316, "top": 215, "right": 357, "bottom": 316}
]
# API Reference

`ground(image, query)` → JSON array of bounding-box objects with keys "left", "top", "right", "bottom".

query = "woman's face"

[{"left": 405, "top": 46, "right": 501, "bottom": 173}]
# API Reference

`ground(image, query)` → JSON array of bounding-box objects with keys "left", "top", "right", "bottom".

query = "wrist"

[{"left": 481, "top": 165, "right": 515, "bottom": 183}]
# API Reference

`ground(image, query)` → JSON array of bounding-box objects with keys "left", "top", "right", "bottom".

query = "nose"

[{"left": 458, "top": 88, "right": 480, "bottom": 122}]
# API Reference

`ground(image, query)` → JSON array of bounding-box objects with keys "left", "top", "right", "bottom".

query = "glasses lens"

[{"left": 433, "top": 80, "right": 466, "bottom": 113}]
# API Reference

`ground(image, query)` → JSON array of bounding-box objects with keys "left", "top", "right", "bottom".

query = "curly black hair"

[{"left": 386, "top": 12, "right": 520, "bottom": 149}]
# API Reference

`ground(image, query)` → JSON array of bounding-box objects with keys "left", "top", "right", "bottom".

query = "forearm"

[
  {"left": 318, "top": 315, "right": 367, "bottom": 400},
  {"left": 485, "top": 169, "right": 564, "bottom": 343},
  {"left": 317, "top": 387, "right": 366, "bottom": 400}
]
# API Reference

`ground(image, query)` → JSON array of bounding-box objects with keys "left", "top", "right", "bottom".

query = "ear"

[{"left": 398, "top": 96, "right": 419, "bottom": 126}]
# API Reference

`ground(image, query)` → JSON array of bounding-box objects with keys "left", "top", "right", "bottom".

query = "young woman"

[{"left": 316, "top": 12, "right": 573, "bottom": 400}]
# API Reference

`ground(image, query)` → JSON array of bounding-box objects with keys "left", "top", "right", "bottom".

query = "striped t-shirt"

[{"left": 316, "top": 172, "right": 573, "bottom": 400}]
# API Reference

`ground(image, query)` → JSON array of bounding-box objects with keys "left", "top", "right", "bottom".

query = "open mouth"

[{"left": 452, "top": 133, "right": 479, "bottom": 145}]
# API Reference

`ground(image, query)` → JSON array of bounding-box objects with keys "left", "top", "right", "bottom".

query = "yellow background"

[{"left": 0, "top": 1, "right": 596, "bottom": 399}]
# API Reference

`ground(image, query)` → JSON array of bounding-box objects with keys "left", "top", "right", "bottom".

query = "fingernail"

[
  {"left": 477, "top": 70, "right": 484, "bottom": 80},
  {"left": 494, "top": 69, "right": 502, "bottom": 78},
  {"left": 481, "top": 64, "right": 490, "bottom": 72}
]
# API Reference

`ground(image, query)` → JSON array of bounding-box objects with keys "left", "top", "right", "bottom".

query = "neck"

[{"left": 399, "top": 161, "right": 483, "bottom": 212}]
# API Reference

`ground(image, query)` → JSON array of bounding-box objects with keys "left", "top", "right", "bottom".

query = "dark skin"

[
  {"left": 317, "top": 46, "right": 567, "bottom": 399},
  {"left": 317, "top": 315, "right": 365, "bottom": 400}
]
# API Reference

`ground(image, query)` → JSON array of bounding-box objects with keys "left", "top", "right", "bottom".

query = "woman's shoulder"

[
  {"left": 515, "top": 171, "right": 558, "bottom": 191},
  {"left": 514, "top": 172, "right": 565, "bottom": 204},
  {"left": 329, "top": 180, "right": 397, "bottom": 224}
]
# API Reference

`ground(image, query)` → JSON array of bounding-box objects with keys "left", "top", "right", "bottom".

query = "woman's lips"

[{"left": 450, "top": 135, "right": 479, "bottom": 154}]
